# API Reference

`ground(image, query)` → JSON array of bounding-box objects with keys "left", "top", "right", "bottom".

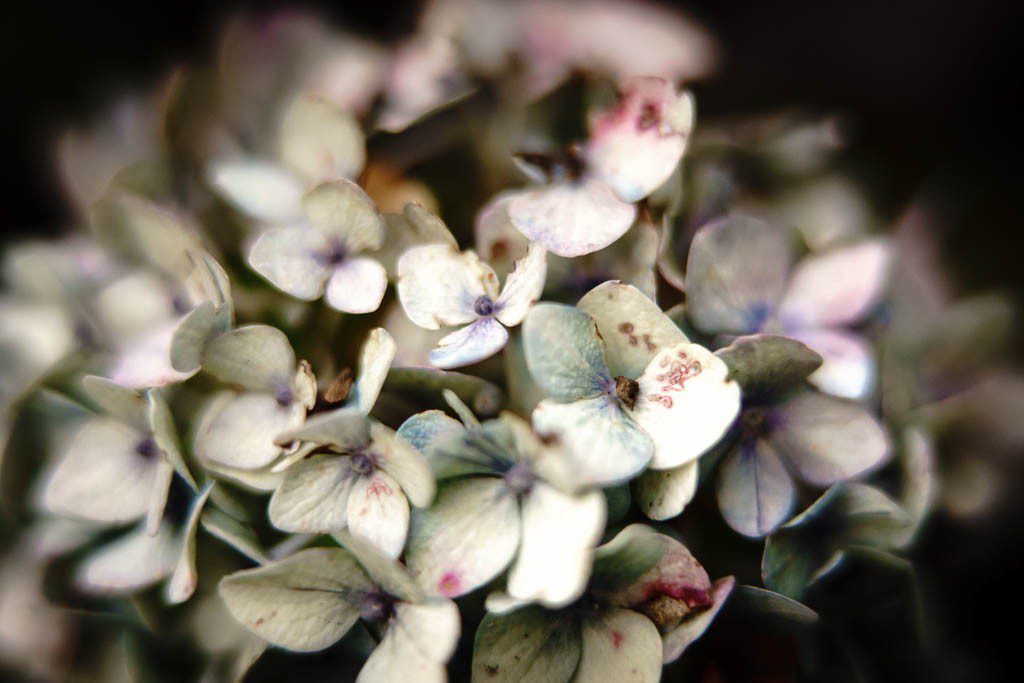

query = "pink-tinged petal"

[
  {"left": 495, "top": 242, "right": 547, "bottom": 327},
  {"left": 574, "top": 608, "right": 662, "bottom": 683},
  {"left": 111, "top": 320, "right": 196, "bottom": 389},
  {"left": 662, "top": 577, "right": 735, "bottom": 664},
  {"left": 508, "top": 179, "right": 636, "bottom": 258},
  {"left": 325, "top": 257, "right": 387, "bottom": 314},
  {"left": 428, "top": 318, "right": 510, "bottom": 370},
  {"left": 600, "top": 526, "right": 713, "bottom": 611},
  {"left": 790, "top": 328, "right": 875, "bottom": 400},
  {"left": 778, "top": 239, "right": 891, "bottom": 328},
  {"left": 346, "top": 471, "right": 409, "bottom": 559},
  {"left": 379, "top": 35, "right": 470, "bottom": 133},
  {"left": 587, "top": 77, "right": 695, "bottom": 203}
]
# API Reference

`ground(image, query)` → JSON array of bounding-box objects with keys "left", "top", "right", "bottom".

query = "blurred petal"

[
  {"left": 661, "top": 577, "right": 735, "bottom": 664},
  {"left": 352, "top": 328, "right": 396, "bottom": 414},
  {"left": 495, "top": 242, "right": 547, "bottom": 327},
  {"left": 406, "top": 478, "right": 520, "bottom": 598},
  {"left": 268, "top": 455, "right": 357, "bottom": 533},
  {"left": 196, "top": 392, "right": 304, "bottom": 469},
  {"left": 685, "top": 215, "right": 792, "bottom": 335},
  {"left": 358, "top": 600, "right": 460, "bottom": 683},
  {"left": 371, "top": 422, "right": 435, "bottom": 507},
  {"left": 778, "top": 239, "right": 891, "bottom": 328},
  {"left": 717, "top": 441, "right": 795, "bottom": 537},
  {"left": 508, "top": 484, "right": 605, "bottom": 608},
  {"left": 74, "top": 523, "right": 178, "bottom": 596},
  {"left": 599, "top": 528, "right": 711, "bottom": 610},
  {"left": 508, "top": 179, "right": 636, "bottom": 258},
  {"left": 144, "top": 460, "right": 173, "bottom": 535},
  {"left": 325, "top": 256, "right": 388, "bottom": 313},
  {"left": 110, "top": 320, "right": 194, "bottom": 389},
  {"left": 278, "top": 94, "right": 365, "bottom": 184},
  {"left": 218, "top": 547, "right": 372, "bottom": 652},
  {"left": 302, "top": 179, "right": 385, "bottom": 253},
  {"left": 166, "top": 483, "right": 215, "bottom": 604},
  {"left": 347, "top": 471, "right": 410, "bottom": 559},
  {"left": 201, "top": 325, "right": 296, "bottom": 393},
  {"left": 81, "top": 374, "right": 149, "bottom": 430},
  {"left": 577, "top": 281, "right": 688, "bottom": 379},
  {"left": 632, "top": 343, "right": 741, "bottom": 469},
  {"left": 522, "top": 303, "right": 611, "bottom": 402},
  {"left": 397, "top": 244, "right": 499, "bottom": 329},
  {"left": 472, "top": 607, "right": 582, "bottom": 683},
  {"left": 248, "top": 227, "right": 332, "bottom": 300},
  {"left": 587, "top": 78, "right": 694, "bottom": 203},
  {"left": 770, "top": 391, "right": 890, "bottom": 486},
  {"left": 791, "top": 328, "right": 875, "bottom": 400},
  {"left": 147, "top": 388, "right": 196, "bottom": 489},
  {"left": 429, "top": 317, "right": 510, "bottom": 369},
  {"left": 634, "top": 461, "right": 698, "bottom": 521},
  {"left": 208, "top": 159, "right": 304, "bottom": 222},
  {"left": 532, "top": 396, "right": 652, "bottom": 487},
  {"left": 574, "top": 609, "right": 662, "bottom": 683}
]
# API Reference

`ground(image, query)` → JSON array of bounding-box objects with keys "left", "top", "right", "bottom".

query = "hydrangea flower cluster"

[{"left": 1, "top": 2, "right": 1020, "bottom": 681}]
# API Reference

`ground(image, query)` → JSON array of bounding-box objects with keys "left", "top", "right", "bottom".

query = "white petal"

[
  {"left": 74, "top": 523, "right": 178, "bottom": 595},
  {"left": 268, "top": 455, "right": 356, "bottom": 533},
  {"left": 43, "top": 417, "right": 160, "bottom": 524},
  {"left": 778, "top": 239, "right": 891, "bottom": 328},
  {"left": 371, "top": 422, "right": 436, "bottom": 507},
  {"left": 352, "top": 328, "right": 396, "bottom": 414},
  {"left": 634, "top": 461, "right": 698, "bottom": 521},
  {"left": 472, "top": 607, "right": 582, "bottom": 682},
  {"left": 110, "top": 320, "right": 195, "bottom": 389},
  {"left": 508, "top": 484, "right": 605, "bottom": 608},
  {"left": 587, "top": 78, "right": 694, "bottom": 203},
  {"left": 769, "top": 390, "right": 890, "bottom": 486},
  {"left": 325, "top": 256, "right": 388, "bottom": 313},
  {"left": 277, "top": 94, "right": 365, "bottom": 184},
  {"left": 201, "top": 325, "right": 296, "bottom": 393},
  {"left": 248, "top": 227, "right": 332, "bottom": 300},
  {"left": 577, "top": 280, "right": 688, "bottom": 379},
  {"left": 196, "top": 392, "right": 305, "bottom": 469},
  {"left": 791, "top": 328, "right": 875, "bottom": 400},
  {"left": 532, "top": 396, "right": 652, "bottom": 487},
  {"left": 357, "top": 600, "right": 460, "bottom": 683},
  {"left": 275, "top": 406, "right": 371, "bottom": 450},
  {"left": 406, "top": 478, "right": 520, "bottom": 598},
  {"left": 166, "top": 483, "right": 215, "bottom": 604},
  {"left": 495, "top": 242, "right": 547, "bottom": 327},
  {"left": 346, "top": 471, "right": 410, "bottom": 559},
  {"left": 333, "top": 530, "right": 425, "bottom": 602},
  {"left": 200, "top": 508, "right": 270, "bottom": 565},
  {"left": 218, "top": 547, "right": 373, "bottom": 652},
  {"left": 81, "top": 374, "right": 149, "bottom": 430},
  {"left": 397, "top": 244, "right": 499, "bottom": 329},
  {"left": 508, "top": 179, "right": 637, "bottom": 258},
  {"left": 302, "top": 179, "right": 385, "bottom": 252},
  {"left": 474, "top": 191, "right": 532, "bottom": 278},
  {"left": 208, "top": 159, "right": 305, "bottom": 222},
  {"left": 429, "top": 318, "right": 510, "bottom": 369},
  {"left": 717, "top": 441, "right": 795, "bottom": 537},
  {"left": 631, "top": 343, "right": 741, "bottom": 469},
  {"left": 661, "top": 577, "right": 735, "bottom": 664},
  {"left": 144, "top": 460, "right": 174, "bottom": 535},
  {"left": 573, "top": 609, "right": 662, "bottom": 683}
]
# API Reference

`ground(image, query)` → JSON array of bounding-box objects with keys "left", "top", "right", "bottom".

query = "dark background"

[{"left": 2, "top": 1, "right": 1022, "bottom": 679}]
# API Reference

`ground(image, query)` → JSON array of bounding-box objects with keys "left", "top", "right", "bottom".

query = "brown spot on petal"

[
  {"left": 324, "top": 368, "right": 354, "bottom": 403},
  {"left": 611, "top": 630, "right": 625, "bottom": 649},
  {"left": 636, "top": 594, "right": 691, "bottom": 629},
  {"left": 615, "top": 376, "right": 640, "bottom": 410}
]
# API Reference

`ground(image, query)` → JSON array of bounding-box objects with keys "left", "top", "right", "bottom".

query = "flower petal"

[
  {"left": 405, "top": 478, "right": 520, "bottom": 598},
  {"left": 717, "top": 441, "right": 795, "bottom": 537},
  {"left": 166, "top": 483, "right": 215, "bottom": 604},
  {"left": 268, "top": 454, "right": 357, "bottom": 533},
  {"left": 685, "top": 215, "right": 792, "bottom": 335},
  {"left": 148, "top": 388, "right": 197, "bottom": 490},
  {"left": 352, "top": 328, "right": 396, "bottom": 414},
  {"left": 661, "top": 577, "right": 735, "bottom": 664},
  {"left": 522, "top": 303, "right": 611, "bottom": 402},
  {"left": 43, "top": 417, "right": 160, "bottom": 524},
  {"left": 495, "top": 242, "right": 547, "bottom": 327},
  {"left": 508, "top": 484, "right": 605, "bottom": 608},
  {"left": 275, "top": 406, "right": 371, "bottom": 450},
  {"left": 396, "top": 410, "right": 466, "bottom": 453},
  {"left": 334, "top": 529, "right": 425, "bottom": 603},
  {"left": 778, "top": 239, "right": 891, "bottom": 328},
  {"left": 597, "top": 527, "right": 712, "bottom": 611},
  {"left": 346, "top": 471, "right": 410, "bottom": 559},
  {"left": 397, "top": 244, "right": 499, "bottom": 329},
  {"left": 81, "top": 374, "right": 149, "bottom": 430},
  {"left": 74, "top": 522, "right": 178, "bottom": 596},
  {"left": 371, "top": 422, "right": 436, "bottom": 508},
  {"left": 631, "top": 343, "right": 741, "bottom": 469},
  {"left": 248, "top": 227, "right": 332, "bottom": 300},
  {"left": 218, "top": 547, "right": 372, "bottom": 652},
  {"left": 201, "top": 325, "right": 296, "bottom": 393},
  {"left": 207, "top": 159, "right": 305, "bottom": 223},
  {"left": 196, "top": 392, "right": 305, "bottom": 469},
  {"left": 574, "top": 609, "right": 662, "bottom": 683},
  {"left": 586, "top": 77, "right": 694, "bottom": 203},
  {"left": 429, "top": 317, "right": 510, "bottom": 369},
  {"left": 769, "top": 391, "right": 890, "bottom": 486},
  {"left": 577, "top": 281, "right": 688, "bottom": 379},
  {"left": 357, "top": 600, "right": 460, "bottom": 683},
  {"left": 472, "top": 607, "right": 582, "bottom": 683},
  {"left": 302, "top": 179, "right": 385, "bottom": 253},
  {"left": 789, "top": 328, "right": 875, "bottom": 400},
  {"left": 277, "top": 94, "right": 365, "bottom": 184},
  {"left": 110, "top": 320, "right": 195, "bottom": 389},
  {"left": 325, "top": 256, "right": 388, "bottom": 313},
  {"left": 508, "top": 179, "right": 637, "bottom": 258},
  {"left": 634, "top": 461, "right": 698, "bottom": 521},
  {"left": 532, "top": 396, "right": 653, "bottom": 487}
]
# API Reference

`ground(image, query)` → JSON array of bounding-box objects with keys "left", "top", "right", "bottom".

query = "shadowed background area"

[{"left": 1, "top": 0, "right": 1021, "bottom": 679}]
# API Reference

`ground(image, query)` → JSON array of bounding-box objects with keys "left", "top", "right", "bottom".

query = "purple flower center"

[
  {"left": 503, "top": 463, "right": 535, "bottom": 494},
  {"left": 350, "top": 451, "right": 376, "bottom": 475},
  {"left": 474, "top": 296, "right": 497, "bottom": 317},
  {"left": 359, "top": 591, "right": 394, "bottom": 622},
  {"left": 273, "top": 378, "right": 294, "bottom": 407},
  {"left": 134, "top": 436, "right": 160, "bottom": 459},
  {"left": 314, "top": 240, "right": 348, "bottom": 267}
]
